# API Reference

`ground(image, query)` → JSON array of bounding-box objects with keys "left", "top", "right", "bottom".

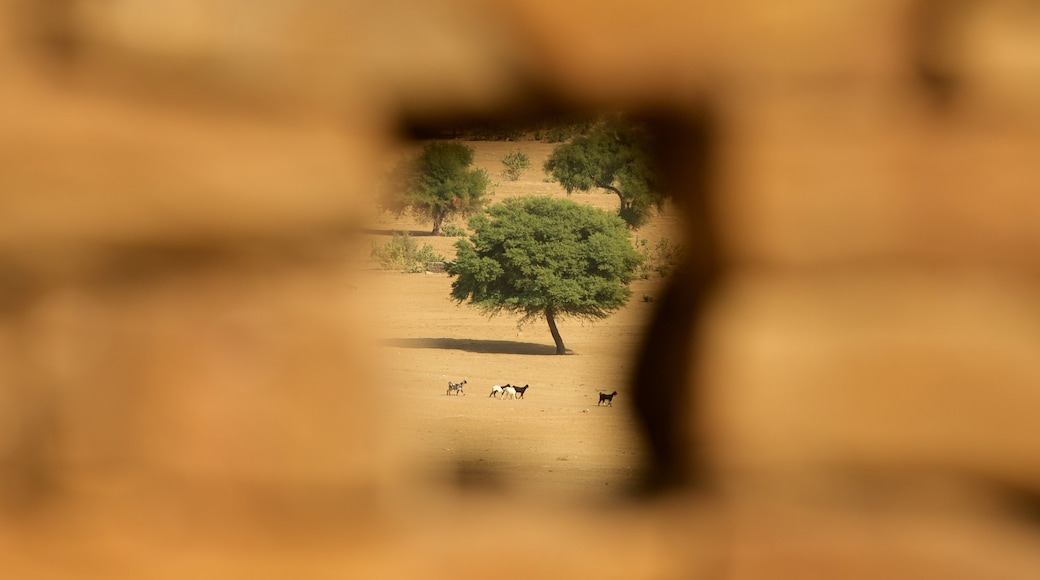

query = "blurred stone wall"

[{"left": 2, "top": 0, "right": 1039, "bottom": 578}]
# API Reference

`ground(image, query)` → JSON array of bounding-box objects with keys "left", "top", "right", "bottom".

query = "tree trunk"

[
  {"left": 604, "top": 185, "right": 628, "bottom": 216},
  {"left": 545, "top": 309, "right": 567, "bottom": 355},
  {"left": 431, "top": 213, "right": 443, "bottom": 236}
]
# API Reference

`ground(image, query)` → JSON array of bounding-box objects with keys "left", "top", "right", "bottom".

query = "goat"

[
  {"left": 501, "top": 385, "right": 517, "bottom": 400},
  {"left": 489, "top": 383, "right": 510, "bottom": 398},
  {"left": 513, "top": 384, "right": 530, "bottom": 399},
  {"left": 597, "top": 391, "right": 618, "bottom": 406},
  {"left": 447, "top": 379, "right": 467, "bottom": 396}
]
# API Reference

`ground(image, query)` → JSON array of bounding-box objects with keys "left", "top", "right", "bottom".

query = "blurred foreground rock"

[{"left": 2, "top": 0, "right": 1040, "bottom": 578}]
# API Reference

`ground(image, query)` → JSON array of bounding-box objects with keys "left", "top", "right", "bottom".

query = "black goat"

[
  {"left": 513, "top": 384, "right": 530, "bottom": 399},
  {"left": 597, "top": 391, "right": 618, "bottom": 406}
]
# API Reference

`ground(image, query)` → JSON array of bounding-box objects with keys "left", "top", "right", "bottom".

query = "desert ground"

[{"left": 357, "top": 138, "right": 681, "bottom": 504}]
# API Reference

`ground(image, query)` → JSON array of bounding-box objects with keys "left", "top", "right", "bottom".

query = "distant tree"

[
  {"left": 380, "top": 142, "right": 492, "bottom": 235},
  {"left": 543, "top": 116, "right": 662, "bottom": 228},
  {"left": 448, "top": 196, "right": 643, "bottom": 355}
]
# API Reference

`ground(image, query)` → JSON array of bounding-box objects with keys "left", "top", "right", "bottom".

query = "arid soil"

[{"left": 357, "top": 139, "right": 680, "bottom": 503}]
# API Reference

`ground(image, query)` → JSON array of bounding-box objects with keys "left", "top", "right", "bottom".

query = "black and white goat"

[
  {"left": 447, "top": 379, "right": 467, "bottom": 396},
  {"left": 597, "top": 390, "right": 618, "bottom": 406},
  {"left": 489, "top": 383, "right": 510, "bottom": 398}
]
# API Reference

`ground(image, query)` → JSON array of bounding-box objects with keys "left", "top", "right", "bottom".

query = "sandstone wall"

[{"left": 2, "top": 1, "right": 1039, "bottom": 578}]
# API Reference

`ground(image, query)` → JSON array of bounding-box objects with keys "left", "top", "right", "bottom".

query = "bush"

[
  {"left": 371, "top": 232, "right": 445, "bottom": 273},
  {"left": 545, "top": 125, "right": 577, "bottom": 143},
  {"left": 439, "top": 223, "right": 467, "bottom": 237},
  {"left": 469, "top": 123, "right": 525, "bottom": 141},
  {"left": 635, "top": 237, "right": 683, "bottom": 279},
  {"left": 500, "top": 149, "right": 531, "bottom": 181},
  {"left": 543, "top": 116, "right": 598, "bottom": 143}
]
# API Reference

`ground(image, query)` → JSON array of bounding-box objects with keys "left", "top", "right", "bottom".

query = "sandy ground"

[{"left": 357, "top": 139, "right": 680, "bottom": 504}]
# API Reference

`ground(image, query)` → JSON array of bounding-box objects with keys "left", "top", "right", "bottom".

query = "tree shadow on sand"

[
  {"left": 361, "top": 227, "right": 435, "bottom": 237},
  {"left": 382, "top": 337, "right": 568, "bottom": 355}
]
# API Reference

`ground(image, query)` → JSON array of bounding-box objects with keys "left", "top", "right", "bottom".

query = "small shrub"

[
  {"left": 371, "top": 232, "right": 445, "bottom": 272},
  {"left": 652, "top": 238, "right": 682, "bottom": 277},
  {"left": 439, "top": 223, "right": 467, "bottom": 237},
  {"left": 470, "top": 123, "right": 525, "bottom": 141},
  {"left": 635, "top": 237, "right": 683, "bottom": 280},
  {"left": 500, "top": 149, "right": 531, "bottom": 181},
  {"left": 414, "top": 242, "right": 443, "bottom": 263},
  {"left": 544, "top": 118, "right": 597, "bottom": 143},
  {"left": 545, "top": 125, "right": 575, "bottom": 143}
]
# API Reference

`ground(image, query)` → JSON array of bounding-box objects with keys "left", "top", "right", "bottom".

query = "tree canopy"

[
  {"left": 380, "top": 142, "right": 492, "bottom": 235},
  {"left": 543, "top": 116, "right": 662, "bottom": 228},
  {"left": 448, "top": 196, "right": 643, "bottom": 355}
]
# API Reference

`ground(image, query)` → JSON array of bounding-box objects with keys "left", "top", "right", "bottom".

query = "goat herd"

[{"left": 446, "top": 379, "right": 618, "bottom": 406}]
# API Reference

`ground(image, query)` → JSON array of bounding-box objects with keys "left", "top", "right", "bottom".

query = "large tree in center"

[
  {"left": 543, "top": 116, "right": 662, "bottom": 228},
  {"left": 448, "top": 196, "right": 642, "bottom": 355},
  {"left": 380, "top": 142, "right": 492, "bottom": 235}
]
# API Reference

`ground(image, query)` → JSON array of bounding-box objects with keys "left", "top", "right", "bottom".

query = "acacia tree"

[
  {"left": 380, "top": 142, "right": 492, "bottom": 235},
  {"left": 448, "top": 196, "right": 643, "bottom": 355},
  {"left": 543, "top": 116, "right": 662, "bottom": 228}
]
